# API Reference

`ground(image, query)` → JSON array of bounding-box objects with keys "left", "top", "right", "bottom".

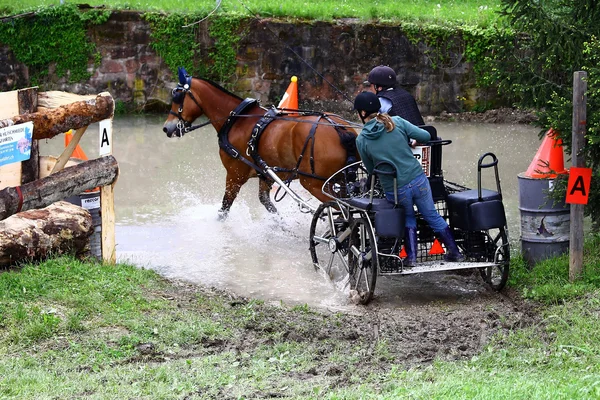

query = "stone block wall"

[{"left": 0, "top": 12, "right": 497, "bottom": 116}]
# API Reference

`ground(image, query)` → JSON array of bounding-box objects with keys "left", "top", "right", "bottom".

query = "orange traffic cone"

[
  {"left": 429, "top": 239, "right": 445, "bottom": 255},
  {"left": 399, "top": 246, "right": 407, "bottom": 258},
  {"left": 524, "top": 128, "right": 567, "bottom": 178},
  {"left": 277, "top": 76, "right": 298, "bottom": 112},
  {"left": 65, "top": 129, "right": 88, "bottom": 161}
]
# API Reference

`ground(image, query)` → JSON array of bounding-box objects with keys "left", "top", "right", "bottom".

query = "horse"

[{"left": 162, "top": 67, "right": 359, "bottom": 219}]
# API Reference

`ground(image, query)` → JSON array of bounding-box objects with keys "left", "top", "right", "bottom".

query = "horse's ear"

[{"left": 178, "top": 67, "right": 188, "bottom": 85}]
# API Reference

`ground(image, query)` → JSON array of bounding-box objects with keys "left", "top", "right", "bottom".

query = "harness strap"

[
  {"left": 247, "top": 108, "right": 279, "bottom": 170},
  {"left": 217, "top": 98, "right": 266, "bottom": 174},
  {"left": 296, "top": 115, "right": 322, "bottom": 177}
]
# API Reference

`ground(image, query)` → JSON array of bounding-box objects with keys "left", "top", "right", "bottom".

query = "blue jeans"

[{"left": 385, "top": 173, "right": 448, "bottom": 232}]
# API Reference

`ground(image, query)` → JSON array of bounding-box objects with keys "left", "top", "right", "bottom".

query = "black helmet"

[
  {"left": 367, "top": 65, "right": 397, "bottom": 87},
  {"left": 354, "top": 91, "right": 381, "bottom": 114}
]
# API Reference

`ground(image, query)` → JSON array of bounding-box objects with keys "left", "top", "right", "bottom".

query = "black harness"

[{"left": 217, "top": 100, "right": 330, "bottom": 183}]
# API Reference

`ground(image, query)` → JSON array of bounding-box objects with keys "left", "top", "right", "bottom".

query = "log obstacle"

[
  {"left": 0, "top": 155, "right": 118, "bottom": 221},
  {"left": 0, "top": 92, "right": 114, "bottom": 140},
  {"left": 0, "top": 88, "right": 118, "bottom": 265},
  {"left": 0, "top": 201, "right": 92, "bottom": 267}
]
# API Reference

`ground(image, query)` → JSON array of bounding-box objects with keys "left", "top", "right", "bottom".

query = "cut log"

[
  {"left": 0, "top": 155, "right": 119, "bottom": 221},
  {"left": 0, "top": 201, "right": 92, "bottom": 267},
  {"left": 0, "top": 93, "right": 114, "bottom": 140}
]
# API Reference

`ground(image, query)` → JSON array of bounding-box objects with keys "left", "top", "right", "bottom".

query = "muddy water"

[{"left": 39, "top": 115, "right": 544, "bottom": 309}]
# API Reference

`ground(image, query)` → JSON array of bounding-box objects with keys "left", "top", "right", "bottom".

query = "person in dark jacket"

[
  {"left": 366, "top": 65, "right": 425, "bottom": 127},
  {"left": 354, "top": 91, "right": 463, "bottom": 267}
]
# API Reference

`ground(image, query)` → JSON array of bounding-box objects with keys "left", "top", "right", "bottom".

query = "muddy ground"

[{"left": 159, "top": 269, "right": 540, "bottom": 377}]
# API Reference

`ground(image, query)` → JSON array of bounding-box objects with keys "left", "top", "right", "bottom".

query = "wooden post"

[
  {"left": 99, "top": 119, "right": 116, "bottom": 264},
  {"left": 0, "top": 90, "right": 24, "bottom": 189},
  {"left": 570, "top": 71, "right": 587, "bottom": 281},
  {"left": 18, "top": 88, "right": 39, "bottom": 184}
]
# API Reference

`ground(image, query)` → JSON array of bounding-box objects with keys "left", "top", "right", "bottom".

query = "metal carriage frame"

[{"left": 306, "top": 140, "right": 511, "bottom": 305}]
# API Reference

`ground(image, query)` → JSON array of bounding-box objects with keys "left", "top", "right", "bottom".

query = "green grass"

[
  {"left": 509, "top": 234, "right": 600, "bottom": 304},
  {"left": 0, "top": 0, "right": 502, "bottom": 26},
  {"left": 2, "top": 234, "right": 600, "bottom": 398}
]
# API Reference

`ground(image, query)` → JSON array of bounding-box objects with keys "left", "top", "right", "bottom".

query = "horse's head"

[{"left": 163, "top": 67, "right": 205, "bottom": 138}]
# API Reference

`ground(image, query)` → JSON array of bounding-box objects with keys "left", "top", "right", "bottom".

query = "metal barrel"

[
  {"left": 65, "top": 191, "right": 102, "bottom": 259},
  {"left": 518, "top": 173, "right": 570, "bottom": 265},
  {"left": 79, "top": 191, "right": 102, "bottom": 259}
]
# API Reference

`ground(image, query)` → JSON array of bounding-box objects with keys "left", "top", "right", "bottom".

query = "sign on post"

[
  {"left": 566, "top": 167, "right": 592, "bottom": 205},
  {"left": 98, "top": 118, "right": 116, "bottom": 264},
  {"left": 412, "top": 145, "right": 431, "bottom": 177},
  {"left": 99, "top": 119, "right": 112, "bottom": 157},
  {"left": 0, "top": 122, "right": 33, "bottom": 167}
]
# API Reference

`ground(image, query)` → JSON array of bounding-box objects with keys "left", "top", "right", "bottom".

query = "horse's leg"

[
  {"left": 258, "top": 178, "right": 277, "bottom": 213},
  {"left": 218, "top": 172, "right": 249, "bottom": 220}
]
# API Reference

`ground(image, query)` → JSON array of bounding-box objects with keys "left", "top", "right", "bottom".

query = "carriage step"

[{"left": 381, "top": 260, "right": 497, "bottom": 275}]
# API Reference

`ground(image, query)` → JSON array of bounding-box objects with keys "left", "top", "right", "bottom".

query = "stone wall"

[{"left": 0, "top": 12, "right": 497, "bottom": 116}]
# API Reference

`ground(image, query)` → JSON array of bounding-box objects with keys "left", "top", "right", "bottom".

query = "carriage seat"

[
  {"left": 346, "top": 197, "right": 394, "bottom": 211},
  {"left": 446, "top": 188, "right": 506, "bottom": 231},
  {"left": 346, "top": 197, "right": 406, "bottom": 238}
]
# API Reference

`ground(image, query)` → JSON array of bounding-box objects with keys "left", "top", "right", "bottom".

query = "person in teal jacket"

[{"left": 354, "top": 91, "right": 464, "bottom": 267}]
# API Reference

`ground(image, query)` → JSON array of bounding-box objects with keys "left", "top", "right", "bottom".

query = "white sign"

[
  {"left": 411, "top": 145, "right": 431, "bottom": 177},
  {"left": 81, "top": 194, "right": 101, "bottom": 210},
  {"left": 99, "top": 119, "right": 113, "bottom": 156},
  {"left": 0, "top": 121, "right": 33, "bottom": 167}
]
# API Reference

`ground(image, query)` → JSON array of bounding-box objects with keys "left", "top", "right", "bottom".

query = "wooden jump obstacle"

[{"left": 0, "top": 87, "right": 118, "bottom": 266}]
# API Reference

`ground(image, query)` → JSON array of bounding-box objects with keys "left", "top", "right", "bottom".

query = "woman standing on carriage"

[{"left": 353, "top": 91, "right": 464, "bottom": 267}]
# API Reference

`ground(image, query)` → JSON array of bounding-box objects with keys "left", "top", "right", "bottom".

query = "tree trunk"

[
  {"left": 0, "top": 201, "right": 92, "bottom": 267},
  {"left": 0, "top": 93, "right": 114, "bottom": 140},
  {"left": 0, "top": 155, "right": 119, "bottom": 221}
]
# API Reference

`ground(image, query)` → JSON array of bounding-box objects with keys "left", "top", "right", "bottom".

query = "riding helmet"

[
  {"left": 354, "top": 91, "right": 381, "bottom": 114},
  {"left": 367, "top": 65, "right": 397, "bottom": 87}
]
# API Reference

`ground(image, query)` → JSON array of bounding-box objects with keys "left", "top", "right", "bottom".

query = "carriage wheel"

[
  {"left": 479, "top": 227, "right": 510, "bottom": 291},
  {"left": 309, "top": 201, "right": 350, "bottom": 282},
  {"left": 347, "top": 217, "right": 378, "bottom": 304}
]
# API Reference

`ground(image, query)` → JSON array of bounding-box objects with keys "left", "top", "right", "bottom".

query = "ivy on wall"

[
  {"left": 144, "top": 12, "right": 243, "bottom": 86},
  {"left": 207, "top": 15, "right": 242, "bottom": 84},
  {"left": 0, "top": 4, "right": 110, "bottom": 86},
  {"left": 143, "top": 12, "right": 205, "bottom": 78}
]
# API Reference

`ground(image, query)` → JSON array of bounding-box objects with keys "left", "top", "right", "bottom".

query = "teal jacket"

[{"left": 356, "top": 116, "right": 431, "bottom": 192}]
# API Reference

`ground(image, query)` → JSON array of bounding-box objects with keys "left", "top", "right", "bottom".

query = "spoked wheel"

[
  {"left": 309, "top": 201, "right": 350, "bottom": 283},
  {"left": 347, "top": 216, "right": 378, "bottom": 305},
  {"left": 479, "top": 227, "right": 510, "bottom": 291}
]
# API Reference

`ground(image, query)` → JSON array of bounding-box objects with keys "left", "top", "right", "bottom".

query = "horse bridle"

[{"left": 169, "top": 80, "right": 213, "bottom": 137}]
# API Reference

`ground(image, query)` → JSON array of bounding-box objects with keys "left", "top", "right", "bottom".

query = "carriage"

[
  {"left": 163, "top": 68, "right": 510, "bottom": 305},
  {"left": 308, "top": 129, "right": 510, "bottom": 304}
]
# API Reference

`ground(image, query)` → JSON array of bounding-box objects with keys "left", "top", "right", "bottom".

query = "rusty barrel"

[{"left": 518, "top": 173, "right": 570, "bottom": 265}]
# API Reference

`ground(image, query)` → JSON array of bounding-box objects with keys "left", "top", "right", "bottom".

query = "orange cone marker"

[
  {"left": 399, "top": 246, "right": 407, "bottom": 258},
  {"left": 524, "top": 128, "right": 567, "bottom": 178},
  {"left": 278, "top": 76, "right": 299, "bottom": 112},
  {"left": 65, "top": 129, "right": 88, "bottom": 160},
  {"left": 429, "top": 239, "right": 445, "bottom": 255}
]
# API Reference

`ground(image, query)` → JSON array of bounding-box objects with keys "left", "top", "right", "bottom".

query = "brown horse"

[{"left": 162, "top": 67, "right": 359, "bottom": 219}]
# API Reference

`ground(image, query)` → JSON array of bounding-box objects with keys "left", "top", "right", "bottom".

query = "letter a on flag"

[{"left": 566, "top": 167, "right": 592, "bottom": 204}]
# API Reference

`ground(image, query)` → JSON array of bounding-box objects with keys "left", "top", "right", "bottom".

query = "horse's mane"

[{"left": 194, "top": 76, "right": 244, "bottom": 101}]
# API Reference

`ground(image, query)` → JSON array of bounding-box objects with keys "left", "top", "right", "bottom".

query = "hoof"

[{"left": 217, "top": 210, "right": 229, "bottom": 221}]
